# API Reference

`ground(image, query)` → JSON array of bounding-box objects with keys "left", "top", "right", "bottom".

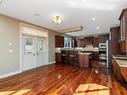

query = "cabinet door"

[
  {"left": 55, "top": 36, "right": 64, "bottom": 48},
  {"left": 60, "top": 36, "right": 64, "bottom": 47},
  {"left": 110, "top": 27, "right": 120, "bottom": 54},
  {"left": 112, "top": 58, "right": 116, "bottom": 76},
  {"left": 79, "top": 54, "right": 89, "bottom": 67},
  {"left": 55, "top": 53, "right": 61, "bottom": 63},
  {"left": 120, "top": 41, "right": 125, "bottom": 52},
  {"left": 74, "top": 39, "right": 77, "bottom": 47},
  {"left": 93, "top": 37, "right": 99, "bottom": 47}
]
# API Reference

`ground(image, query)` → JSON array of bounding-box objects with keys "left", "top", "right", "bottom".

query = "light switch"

[
  {"left": 9, "top": 49, "right": 13, "bottom": 53},
  {"left": 9, "top": 42, "right": 12, "bottom": 46}
]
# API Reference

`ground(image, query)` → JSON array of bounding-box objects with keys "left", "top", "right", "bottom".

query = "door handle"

[
  {"left": 32, "top": 52, "right": 36, "bottom": 55},
  {"left": 37, "top": 52, "right": 39, "bottom": 55}
]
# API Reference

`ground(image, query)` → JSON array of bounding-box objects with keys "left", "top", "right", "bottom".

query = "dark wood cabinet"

[
  {"left": 55, "top": 35, "right": 64, "bottom": 48},
  {"left": 119, "top": 8, "right": 127, "bottom": 52},
  {"left": 112, "top": 57, "right": 125, "bottom": 82},
  {"left": 92, "top": 52, "right": 99, "bottom": 60},
  {"left": 93, "top": 37, "right": 99, "bottom": 47},
  {"left": 79, "top": 53, "right": 90, "bottom": 67},
  {"left": 120, "top": 41, "right": 126, "bottom": 52},
  {"left": 112, "top": 57, "right": 117, "bottom": 77},
  {"left": 73, "top": 38, "right": 77, "bottom": 47},
  {"left": 76, "top": 37, "right": 93, "bottom": 47},
  {"left": 110, "top": 27, "right": 120, "bottom": 54},
  {"left": 55, "top": 53, "right": 61, "bottom": 63},
  {"left": 99, "top": 34, "right": 109, "bottom": 43},
  {"left": 121, "top": 67, "right": 127, "bottom": 82}
]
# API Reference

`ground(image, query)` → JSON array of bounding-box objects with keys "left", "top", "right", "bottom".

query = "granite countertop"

[
  {"left": 113, "top": 55, "right": 127, "bottom": 60},
  {"left": 56, "top": 47, "right": 99, "bottom": 53},
  {"left": 112, "top": 55, "right": 127, "bottom": 67},
  {"left": 115, "top": 59, "right": 127, "bottom": 67},
  {"left": 79, "top": 52, "right": 92, "bottom": 55}
]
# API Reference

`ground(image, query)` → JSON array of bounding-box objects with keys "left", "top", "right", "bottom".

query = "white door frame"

[{"left": 19, "top": 23, "right": 49, "bottom": 72}]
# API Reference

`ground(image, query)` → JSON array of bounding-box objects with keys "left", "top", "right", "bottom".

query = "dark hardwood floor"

[{"left": 0, "top": 61, "right": 127, "bottom": 95}]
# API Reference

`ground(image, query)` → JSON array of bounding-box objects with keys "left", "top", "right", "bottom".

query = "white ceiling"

[{"left": 0, "top": 0, "right": 127, "bottom": 37}]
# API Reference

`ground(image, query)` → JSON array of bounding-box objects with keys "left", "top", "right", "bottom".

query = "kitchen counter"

[
  {"left": 112, "top": 55, "right": 127, "bottom": 83},
  {"left": 115, "top": 59, "right": 127, "bottom": 67},
  {"left": 112, "top": 55, "right": 127, "bottom": 67},
  {"left": 113, "top": 55, "right": 127, "bottom": 60},
  {"left": 56, "top": 47, "right": 99, "bottom": 53}
]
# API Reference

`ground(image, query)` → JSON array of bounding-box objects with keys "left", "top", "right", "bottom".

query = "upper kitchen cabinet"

[
  {"left": 55, "top": 35, "right": 64, "bottom": 48},
  {"left": 73, "top": 38, "right": 78, "bottom": 47},
  {"left": 99, "top": 34, "right": 109, "bottom": 43},
  {"left": 119, "top": 8, "right": 127, "bottom": 52},
  {"left": 76, "top": 37, "right": 93, "bottom": 47},
  {"left": 110, "top": 27, "right": 120, "bottom": 54},
  {"left": 93, "top": 37, "right": 99, "bottom": 47}
]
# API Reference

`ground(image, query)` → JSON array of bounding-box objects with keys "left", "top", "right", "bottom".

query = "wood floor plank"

[{"left": 0, "top": 61, "right": 127, "bottom": 95}]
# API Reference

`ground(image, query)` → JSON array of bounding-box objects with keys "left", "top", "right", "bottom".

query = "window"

[
  {"left": 64, "top": 37, "right": 72, "bottom": 48},
  {"left": 37, "top": 40, "right": 44, "bottom": 52},
  {"left": 25, "top": 38, "right": 34, "bottom": 53}
]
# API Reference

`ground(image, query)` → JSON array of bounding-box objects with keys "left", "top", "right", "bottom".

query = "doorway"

[{"left": 22, "top": 35, "right": 48, "bottom": 71}]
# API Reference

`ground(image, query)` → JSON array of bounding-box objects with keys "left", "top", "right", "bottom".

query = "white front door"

[{"left": 22, "top": 36, "right": 48, "bottom": 71}]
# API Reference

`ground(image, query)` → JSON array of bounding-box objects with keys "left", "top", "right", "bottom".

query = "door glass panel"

[
  {"left": 37, "top": 39, "right": 44, "bottom": 52},
  {"left": 25, "top": 38, "right": 34, "bottom": 53}
]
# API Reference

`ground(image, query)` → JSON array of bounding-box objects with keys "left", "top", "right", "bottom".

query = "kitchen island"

[{"left": 60, "top": 48, "right": 93, "bottom": 68}]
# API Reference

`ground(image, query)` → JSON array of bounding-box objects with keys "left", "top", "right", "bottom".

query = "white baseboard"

[
  {"left": 0, "top": 70, "right": 21, "bottom": 79},
  {"left": 0, "top": 62, "right": 56, "bottom": 79},
  {"left": 48, "top": 61, "right": 56, "bottom": 64}
]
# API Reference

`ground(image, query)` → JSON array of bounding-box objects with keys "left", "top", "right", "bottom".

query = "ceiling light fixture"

[
  {"left": 52, "top": 16, "right": 64, "bottom": 25},
  {"left": 0, "top": 0, "right": 3, "bottom": 4}
]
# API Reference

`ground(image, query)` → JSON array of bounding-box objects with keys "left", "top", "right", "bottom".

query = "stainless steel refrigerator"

[{"left": 106, "top": 40, "right": 112, "bottom": 70}]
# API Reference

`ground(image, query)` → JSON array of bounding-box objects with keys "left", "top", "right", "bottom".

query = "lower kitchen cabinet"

[
  {"left": 112, "top": 57, "right": 125, "bottom": 82},
  {"left": 55, "top": 53, "right": 61, "bottom": 63},
  {"left": 121, "top": 67, "right": 127, "bottom": 82},
  {"left": 92, "top": 52, "right": 99, "bottom": 61},
  {"left": 79, "top": 53, "right": 91, "bottom": 67}
]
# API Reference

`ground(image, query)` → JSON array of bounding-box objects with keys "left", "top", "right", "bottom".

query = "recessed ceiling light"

[
  {"left": 92, "top": 17, "right": 95, "bottom": 21},
  {"left": 83, "top": 0, "right": 87, "bottom": 2},
  {"left": 96, "top": 26, "right": 100, "bottom": 30}
]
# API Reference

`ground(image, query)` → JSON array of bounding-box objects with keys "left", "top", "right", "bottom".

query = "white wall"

[
  {"left": 0, "top": 14, "right": 65, "bottom": 77},
  {"left": 0, "top": 15, "right": 20, "bottom": 75}
]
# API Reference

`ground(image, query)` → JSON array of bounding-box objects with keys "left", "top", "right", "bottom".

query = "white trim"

[
  {"left": 0, "top": 61, "right": 55, "bottom": 79},
  {"left": 48, "top": 61, "right": 56, "bottom": 64},
  {"left": 20, "top": 23, "right": 49, "bottom": 72},
  {"left": 20, "top": 23, "right": 23, "bottom": 73},
  {"left": 0, "top": 70, "right": 21, "bottom": 79}
]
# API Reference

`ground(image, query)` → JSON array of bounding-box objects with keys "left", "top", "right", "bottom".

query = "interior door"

[
  {"left": 23, "top": 36, "right": 36, "bottom": 71},
  {"left": 36, "top": 37, "right": 47, "bottom": 67}
]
